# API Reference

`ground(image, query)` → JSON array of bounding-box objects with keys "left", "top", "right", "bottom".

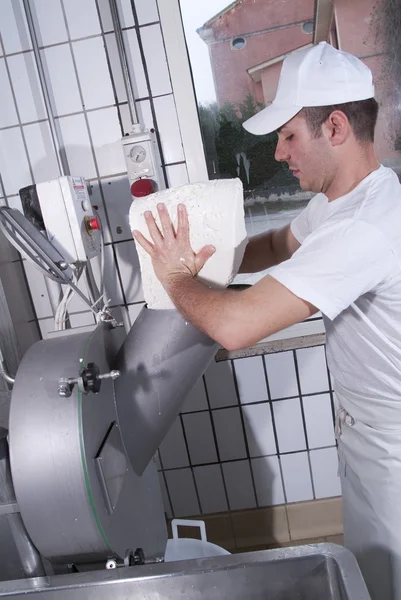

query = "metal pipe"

[
  {"left": 0, "top": 428, "right": 46, "bottom": 581},
  {"left": 0, "top": 361, "right": 14, "bottom": 387},
  {"left": 108, "top": 0, "right": 139, "bottom": 126},
  {"left": 44, "top": 278, "right": 63, "bottom": 319},
  {"left": 21, "top": 0, "right": 69, "bottom": 176},
  {"left": 84, "top": 261, "right": 102, "bottom": 309},
  {"left": 0, "top": 280, "right": 20, "bottom": 386},
  {"left": 22, "top": 0, "right": 66, "bottom": 317}
]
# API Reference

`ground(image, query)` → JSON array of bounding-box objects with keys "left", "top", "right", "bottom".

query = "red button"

[
  {"left": 131, "top": 178, "right": 154, "bottom": 197},
  {"left": 89, "top": 216, "right": 101, "bottom": 231}
]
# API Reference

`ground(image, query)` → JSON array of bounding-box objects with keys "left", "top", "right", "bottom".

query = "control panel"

[
  {"left": 20, "top": 176, "right": 101, "bottom": 264},
  {"left": 121, "top": 129, "right": 165, "bottom": 196}
]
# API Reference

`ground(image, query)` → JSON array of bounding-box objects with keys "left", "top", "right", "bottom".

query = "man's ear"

[{"left": 324, "top": 110, "right": 350, "bottom": 147}]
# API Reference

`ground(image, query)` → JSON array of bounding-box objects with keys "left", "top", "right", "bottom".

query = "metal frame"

[
  {"left": 314, "top": 0, "right": 334, "bottom": 44},
  {"left": 156, "top": 0, "right": 326, "bottom": 344},
  {"left": 0, "top": 544, "right": 370, "bottom": 599},
  {"left": 108, "top": 0, "right": 139, "bottom": 128},
  {"left": 21, "top": 0, "right": 68, "bottom": 176},
  {"left": 157, "top": 0, "right": 208, "bottom": 183}
]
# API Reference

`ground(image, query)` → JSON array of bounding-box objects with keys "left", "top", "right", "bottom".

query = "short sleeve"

[
  {"left": 270, "top": 219, "right": 395, "bottom": 320},
  {"left": 291, "top": 204, "right": 311, "bottom": 243}
]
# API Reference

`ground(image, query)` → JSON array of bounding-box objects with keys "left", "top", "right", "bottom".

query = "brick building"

[{"left": 198, "top": 0, "right": 399, "bottom": 165}]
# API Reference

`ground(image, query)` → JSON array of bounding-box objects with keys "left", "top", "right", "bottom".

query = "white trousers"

[{"left": 338, "top": 410, "right": 401, "bottom": 600}]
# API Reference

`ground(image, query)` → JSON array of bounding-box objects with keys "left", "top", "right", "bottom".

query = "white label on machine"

[
  {"left": 72, "top": 176, "right": 88, "bottom": 202},
  {"left": 36, "top": 176, "right": 101, "bottom": 263}
]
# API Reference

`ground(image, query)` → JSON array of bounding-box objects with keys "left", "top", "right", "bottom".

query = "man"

[{"left": 133, "top": 42, "right": 401, "bottom": 600}]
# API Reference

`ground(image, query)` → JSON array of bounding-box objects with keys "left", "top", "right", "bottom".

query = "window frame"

[{"left": 157, "top": 0, "right": 324, "bottom": 346}]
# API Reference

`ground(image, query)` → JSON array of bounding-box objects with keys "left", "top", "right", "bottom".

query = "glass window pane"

[{"left": 179, "top": 0, "right": 401, "bottom": 284}]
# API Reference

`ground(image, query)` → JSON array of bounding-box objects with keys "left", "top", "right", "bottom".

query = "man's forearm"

[{"left": 165, "top": 274, "right": 243, "bottom": 349}]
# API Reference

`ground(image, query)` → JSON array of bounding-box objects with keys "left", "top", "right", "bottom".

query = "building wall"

[
  {"left": 202, "top": 0, "right": 314, "bottom": 107},
  {"left": 203, "top": 0, "right": 400, "bottom": 168},
  {"left": 334, "top": 0, "right": 400, "bottom": 165},
  {"left": 0, "top": 0, "right": 340, "bottom": 520}
]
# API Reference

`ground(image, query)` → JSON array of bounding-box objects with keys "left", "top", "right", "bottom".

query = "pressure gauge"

[{"left": 129, "top": 145, "right": 147, "bottom": 163}]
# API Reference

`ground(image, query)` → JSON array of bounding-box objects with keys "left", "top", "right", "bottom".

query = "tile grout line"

[
  {"left": 58, "top": 0, "right": 129, "bottom": 311},
  {"left": 284, "top": 504, "right": 292, "bottom": 542},
  {"left": 0, "top": 96, "right": 192, "bottom": 133},
  {"left": 293, "top": 349, "right": 317, "bottom": 500},
  {"left": 201, "top": 372, "right": 232, "bottom": 514},
  {"left": 231, "top": 359, "right": 259, "bottom": 509},
  {"left": 157, "top": 443, "right": 339, "bottom": 472},
  {"left": 262, "top": 355, "right": 288, "bottom": 505},
  {"left": 156, "top": 449, "right": 175, "bottom": 520},
  {"left": 171, "top": 387, "right": 333, "bottom": 415},
  {"left": 1, "top": 23, "right": 163, "bottom": 61},
  {"left": 178, "top": 413, "right": 202, "bottom": 516}
]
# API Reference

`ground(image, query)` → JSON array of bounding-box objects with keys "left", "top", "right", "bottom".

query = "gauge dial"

[{"left": 129, "top": 145, "right": 147, "bottom": 163}]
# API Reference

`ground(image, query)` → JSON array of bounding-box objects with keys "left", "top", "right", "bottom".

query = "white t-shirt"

[{"left": 270, "top": 165, "right": 401, "bottom": 427}]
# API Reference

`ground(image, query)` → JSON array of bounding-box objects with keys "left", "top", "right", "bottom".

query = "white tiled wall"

[
  {"left": 222, "top": 460, "right": 257, "bottom": 511},
  {"left": 281, "top": 452, "right": 314, "bottom": 503},
  {"left": 234, "top": 356, "right": 267, "bottom": 404},
  {"left": 0, "top": 0, "right": 340, "bottom": 520},
  {"left": 252, "top": 456, "right": 285, "bottom": 506},
  {"left": 163, "top": 347, "right": 338, "bottom": 517},
  {"left": 242, "top": 403, "right": 276, "bottom": 457},
  {"left": 194, "top": 465, "right": 228, "bottom": 514}
]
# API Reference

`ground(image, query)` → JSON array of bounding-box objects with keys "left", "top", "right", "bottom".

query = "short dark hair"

[{"left": 301, "top": 98, "right": 379, "bottom": 143}]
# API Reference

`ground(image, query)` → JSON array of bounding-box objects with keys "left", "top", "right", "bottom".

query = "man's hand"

[{"left": 132, "top": 203, "right": 215, "bottom": 288}]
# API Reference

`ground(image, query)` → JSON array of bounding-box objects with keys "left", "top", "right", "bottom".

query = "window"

[
  {"left": 158, "top": 0, "right": 401, "bottom": 337},
  {"left": 169, "top": 0, "right": 399, "bottom": 267},
  {"left": 302, "top": 20, "right": 314, "bottom": 34},
  {"left": 231, "top": 36, "right": 247, "bottom": 49}
]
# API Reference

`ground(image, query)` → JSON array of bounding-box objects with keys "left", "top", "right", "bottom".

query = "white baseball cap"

[{"left": 243, "top": 42, "right": 375, "bottom": 135}]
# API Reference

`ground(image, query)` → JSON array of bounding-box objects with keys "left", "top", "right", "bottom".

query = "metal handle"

[
  {"left": 98, "top": 370, "right": 121, "bottom": 381},
  {"left": 0, "top": 208, "right": 97, "bottom": 314},
  {"left": 58, "top": 367, "right": 120, "bottom": 398},
  {"left": 0, "top": 360, "right": 15, "bottom": 386},
  {"left": 0, "top": 207, "right": 73, "bottom": 285}
]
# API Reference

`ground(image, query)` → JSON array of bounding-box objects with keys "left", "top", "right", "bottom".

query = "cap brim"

[{"left": 242, "top": 103, "right": 302, "bottom": 135}]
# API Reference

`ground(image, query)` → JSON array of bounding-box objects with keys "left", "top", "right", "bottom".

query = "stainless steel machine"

[
  {"left": 0, "top": 186, "right": 218, "bottom": 581},
  {"left": 7, "top": 305, "right": 216, "bottom": 572},
  {"left": 0, "top": 200, "right": 372, "bottom": 599},
  {"left": 0, "top": 205, "right": 372, "bottom": 600}
]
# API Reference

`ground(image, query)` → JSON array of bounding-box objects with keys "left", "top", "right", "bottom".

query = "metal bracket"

[
  {"left": 58, "top": 363, "right": 120, "bottom": 398},
  {"left": 0, "top": 502, "right": 20, "bottom": 516},
  {"left": 104, "top": 548, "right": 148, "bottom": 571}
]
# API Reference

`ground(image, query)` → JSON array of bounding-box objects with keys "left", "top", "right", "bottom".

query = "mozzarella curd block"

[{"left": 129, "top": 178, "right": 248, "bottom": 309}]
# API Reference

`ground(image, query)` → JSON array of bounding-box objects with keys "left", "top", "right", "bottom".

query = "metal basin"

[{"left": 0, "top": 544, "right": 370, "bottom": 599}]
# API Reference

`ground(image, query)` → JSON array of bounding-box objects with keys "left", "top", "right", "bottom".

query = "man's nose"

[{"left": 275, "top": 140, "right": 290, "bottom": 162}]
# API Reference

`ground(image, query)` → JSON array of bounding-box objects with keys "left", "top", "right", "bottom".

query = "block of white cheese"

[{"left": 129, "top": 178, "right": 248, "bottom": 310}]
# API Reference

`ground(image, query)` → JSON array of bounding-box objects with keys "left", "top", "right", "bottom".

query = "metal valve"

[
  {"left": 58, "top": 363, "right": 120, "bottom": 398},
  {"left": 97, "top": 371, "right": 120, "bottom": 381}
]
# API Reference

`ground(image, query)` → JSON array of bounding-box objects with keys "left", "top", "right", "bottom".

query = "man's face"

[{"left": 275, "top": 113, "right": 334, "bottom": 193}]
